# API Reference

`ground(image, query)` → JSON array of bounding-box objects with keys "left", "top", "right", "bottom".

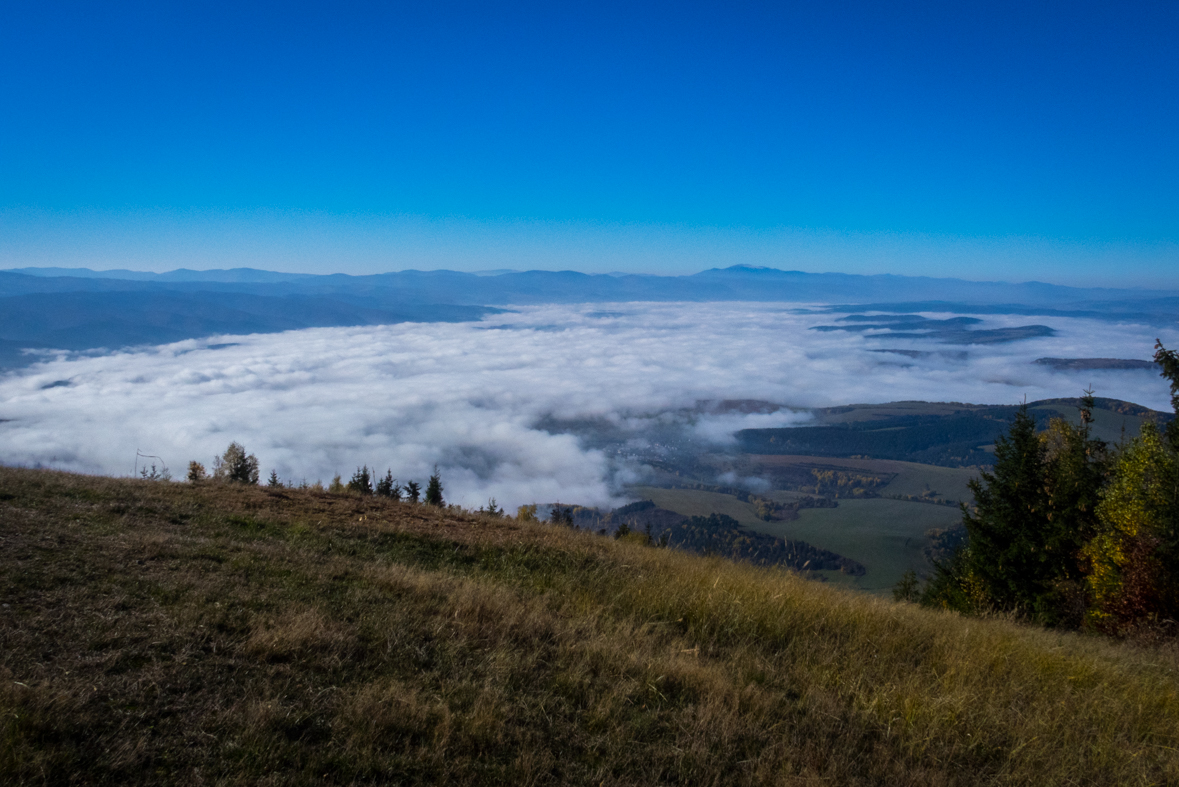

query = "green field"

[
  {"left": 629, "top": 482, "right": 963, "bottom": 593},
  {"left": 745, "top": 498, "right": 962, "bottom": 593},
  {"left": 745, "top": 454, "right": 978, "bottom": 503},
  {"left": 628, "top": 485, "right": 766, "bottom": 527},
  {"left": 877, "top": 461, "right": 978, "bottom": 502},
  {"left": 815, "top": 400, "right": 979, "bottom": 424}
]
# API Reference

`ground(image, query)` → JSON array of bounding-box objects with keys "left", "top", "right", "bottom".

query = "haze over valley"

[{"left": 1, "top": 274, "right": 1173, "bottom": 512}]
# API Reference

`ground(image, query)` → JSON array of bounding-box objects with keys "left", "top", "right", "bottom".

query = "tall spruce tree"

[
  {"left": 348, "top": 466, "right": 373, "bottom": 495},
  {"left": 425, "top": 466, "right": 444, "bottom": 506},
  {"left": 375, "top": 469, "right": 400, "bottom": 499},
  {"left": 960, "top": 406, "right": 1051, "bottom": 612}
]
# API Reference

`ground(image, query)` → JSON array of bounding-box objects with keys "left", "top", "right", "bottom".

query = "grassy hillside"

[{"left": 3, "top": 468, "right": 1179, "bottom": 785}]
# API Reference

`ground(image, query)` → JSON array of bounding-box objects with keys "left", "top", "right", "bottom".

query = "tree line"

[
  {"left": 186, "top": 448, "right": 448, "bottom": 507},
  {"left": 898, "top": 342, "right": 1179, "bottom": 636}
]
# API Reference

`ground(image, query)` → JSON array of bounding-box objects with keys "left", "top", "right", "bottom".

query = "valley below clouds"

[{"left": 0, "top": 302, "right": 1173, "bottom": 509}]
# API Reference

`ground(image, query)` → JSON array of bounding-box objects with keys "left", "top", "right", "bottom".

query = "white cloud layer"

[{"left": 0, "top": 303, "right": 1174, "bottom": 509}]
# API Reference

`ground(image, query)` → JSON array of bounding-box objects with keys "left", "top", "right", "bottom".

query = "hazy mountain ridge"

[
  {"left": 5, "top": 264, "right": 1178, "bottom": 305},
  {"left": 2, "top": 265, "right": 1175, "bottom": 370}
]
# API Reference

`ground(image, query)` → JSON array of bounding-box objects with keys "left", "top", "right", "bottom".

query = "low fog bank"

[{"left": 0, "top": 303, "right": 1173, "bottom": 509}]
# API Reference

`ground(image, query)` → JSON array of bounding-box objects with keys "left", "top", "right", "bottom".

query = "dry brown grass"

[{"left": 1, "top": 466, "right": 1178, "bottom": 785}]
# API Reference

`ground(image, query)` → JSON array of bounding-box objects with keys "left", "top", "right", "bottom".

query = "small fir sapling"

[{"left": 139, "top": 464, "right": 170, "bottom": 481}]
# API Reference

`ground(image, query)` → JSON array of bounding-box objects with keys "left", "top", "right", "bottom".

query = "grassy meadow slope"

[{"left": 2, "top": 468, "right": 1179, "bottom": 785}]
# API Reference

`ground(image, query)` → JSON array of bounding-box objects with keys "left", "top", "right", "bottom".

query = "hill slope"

[{"left": 2, "top": 468, "right": 1178, "bottom": 785}]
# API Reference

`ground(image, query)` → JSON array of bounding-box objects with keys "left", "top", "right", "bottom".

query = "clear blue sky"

[{"left": 2, "top": 1, "right": 1176, "bottom": 285}]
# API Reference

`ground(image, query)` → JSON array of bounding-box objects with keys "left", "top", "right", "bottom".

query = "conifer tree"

[
  {"left": 405, "top": 480, "right": 421, "bottom": 503},
  {"left": 267, "top": 470, "right": 282, "bottom": 488},
  {"left": 960, "top": 406, "right": 1051, "bottom": 612},
  {"left": 348, "top": 465, "right": 373, "bottom": 495},
  {"left": 927, "top": 398, "right": 1109, "bottom": 623},
  {"left": 375, "top": 469, "right": 401, "bottom": 499},
  {"left": 1034, "top": 391, "right": 1109, "bottom": 622},
  {"left": 425, "top": 466, "right": 444, "bottom": 506}
]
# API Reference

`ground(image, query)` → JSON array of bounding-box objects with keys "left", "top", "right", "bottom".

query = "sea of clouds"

[{"left": 0, "top": 302, "right": 1174, "bottom": 509}]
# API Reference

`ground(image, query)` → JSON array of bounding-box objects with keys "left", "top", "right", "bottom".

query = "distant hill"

[
  {"left": 738, "top": 397, "right": 1173, "bottom": 467},
  {"left": 5, "top": 264, "right": 1178, "bottom": 306},
  {"left": 2, "top": 264, "right": 1176, "bottom": 368}
]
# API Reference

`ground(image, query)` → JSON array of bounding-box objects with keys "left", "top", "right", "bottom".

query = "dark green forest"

[{"left": 910, "top": 343, "right": 1179, "bottom": 636}]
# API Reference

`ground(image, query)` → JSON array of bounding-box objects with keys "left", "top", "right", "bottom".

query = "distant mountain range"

[
  {"left": 1, "top": 265, "right": 1175, "bottom": 369},
  {"left": 5, "top": 264, "right": 1178, "bottom": 305}
]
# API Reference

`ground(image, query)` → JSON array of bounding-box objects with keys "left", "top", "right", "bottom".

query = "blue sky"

[{"left": 2, "top": 1, "right": 1176, "bottom": 285}]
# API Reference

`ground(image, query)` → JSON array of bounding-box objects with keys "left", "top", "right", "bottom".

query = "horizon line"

[{"left": 5, "top": 263, "right": 1178, "bottom": 295}]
